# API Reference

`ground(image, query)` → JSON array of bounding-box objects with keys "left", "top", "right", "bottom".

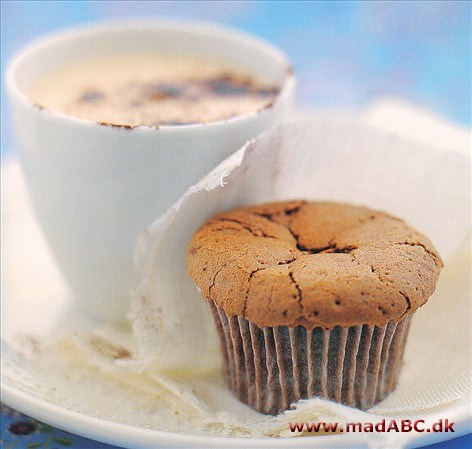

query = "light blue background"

[
  {"left": 1, "top": 1, "right": 470, "bottom": 448},
  {"left": 1, "top": 0, "right": 471, "bottom": 155}
]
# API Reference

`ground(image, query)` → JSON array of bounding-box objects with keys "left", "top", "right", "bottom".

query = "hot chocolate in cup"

[
  {"left": 28, "top": 55, "right": 282, "bottom": 126},
  {"left": 6, "top": 21, "right": 295, "bottom": 323}
]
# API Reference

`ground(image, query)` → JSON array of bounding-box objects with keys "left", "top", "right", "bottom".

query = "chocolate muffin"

[{"left": 187, "top": 201, "right": 442, "bottom": 414}]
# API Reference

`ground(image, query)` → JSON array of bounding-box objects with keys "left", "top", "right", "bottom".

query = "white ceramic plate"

[
  {"left": 2, "top": 155, "right": 470, "bottom": 449},
  {"left": 4, "top": 100, "right": 472, "bottom": 448}
]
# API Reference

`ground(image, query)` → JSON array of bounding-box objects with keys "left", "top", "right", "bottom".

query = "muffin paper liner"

[{"left": 208, "top": 299, "right": 412, "bottom": 415}]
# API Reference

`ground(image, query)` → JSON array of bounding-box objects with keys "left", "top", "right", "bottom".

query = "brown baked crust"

[{"left": 187, "top": 201, "right": 442, "bottom": 329}]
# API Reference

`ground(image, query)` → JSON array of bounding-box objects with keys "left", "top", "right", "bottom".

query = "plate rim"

[
  {"left": 2, "top": 381, "right": 471, "bottom": 449},
  {"left": 1, "top": 382, "right": 366, "bottom": 448}
]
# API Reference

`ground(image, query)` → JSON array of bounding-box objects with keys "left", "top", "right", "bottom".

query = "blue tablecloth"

[{"left": 1, "top": 404, "right": 115, "bottom": 448}]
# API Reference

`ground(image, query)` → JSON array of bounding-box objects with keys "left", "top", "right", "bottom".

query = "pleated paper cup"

[{"left": 208, "top": 299, "right": 412, "bottom": 415}]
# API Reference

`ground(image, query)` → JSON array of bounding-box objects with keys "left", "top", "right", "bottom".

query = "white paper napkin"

[
  {"left": 133, "top": 117, "right": 470, "bottom": 371},
  {"left": 129, "top": 112, "right": 470, "bottom": 444}
]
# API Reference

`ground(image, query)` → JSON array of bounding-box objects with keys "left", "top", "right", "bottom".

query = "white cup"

[{"left": 6, "top": 21, "right": 294, "bottom": 323}]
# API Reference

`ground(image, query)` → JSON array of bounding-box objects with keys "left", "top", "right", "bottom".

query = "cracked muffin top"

[{"left": 187, "top": 201, "right": 442, "bottom": 329}]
